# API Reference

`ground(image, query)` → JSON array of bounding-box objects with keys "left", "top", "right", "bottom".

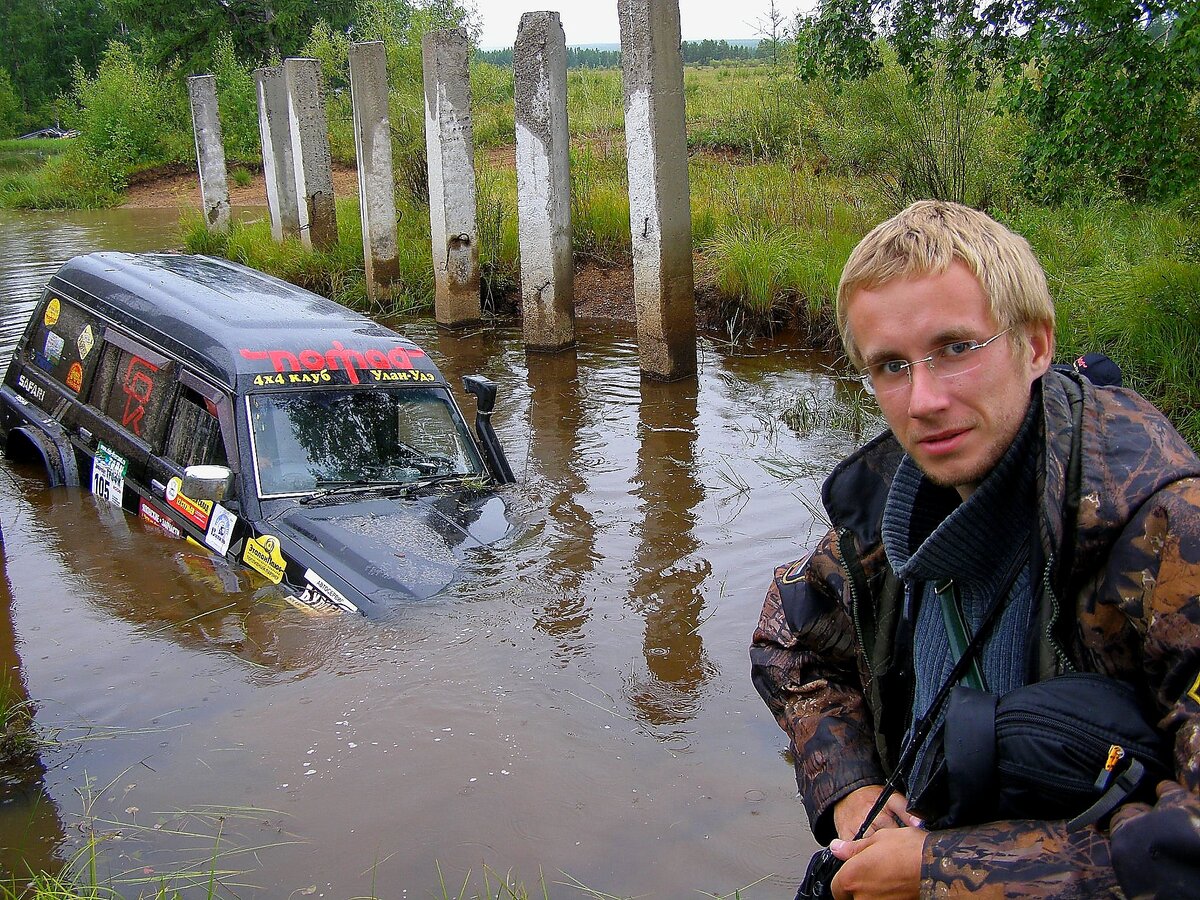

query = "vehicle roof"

[{"left": 48, "top": 252, "right": 444, "bottom": 390}]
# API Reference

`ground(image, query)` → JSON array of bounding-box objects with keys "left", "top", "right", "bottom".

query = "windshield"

[{"left": 247, "top": 387, "right": 485, "bottom": 497}]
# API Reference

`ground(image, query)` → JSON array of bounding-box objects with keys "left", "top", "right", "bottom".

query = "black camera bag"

[{"left": 907, "top": 672, "right": 1171, "bottom": 830}]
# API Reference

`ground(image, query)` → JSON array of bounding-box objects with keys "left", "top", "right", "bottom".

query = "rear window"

[{"left": 28, "top": 295, "right": 102, "bottom": 395}]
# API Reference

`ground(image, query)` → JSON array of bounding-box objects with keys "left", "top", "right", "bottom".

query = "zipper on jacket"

[
  {"left": 1041, "top": 554, "right": 1077, "bottom": 673},
  {"left": 838, "top": 526, "right": 873, "bottom": 678}
]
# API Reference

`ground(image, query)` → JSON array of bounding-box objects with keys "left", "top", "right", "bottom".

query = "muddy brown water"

[{"left": 0, "top": 207, "right": 864, "bottom": 897}]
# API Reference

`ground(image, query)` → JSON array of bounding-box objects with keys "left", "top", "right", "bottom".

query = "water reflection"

[
  {"left": 525, "top": 349, "right": 597, "bottom": 658},
  {"left": 10, "top": 476, "right": 333, "bottom": 678},
  {"left": 0, "top": 488, "right": 65, "bottom": 878},
  {"left": 625, "top": 378, "right": 713, "bottom": 729}
]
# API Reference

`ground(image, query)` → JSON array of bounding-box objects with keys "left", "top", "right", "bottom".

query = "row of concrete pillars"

[{"left": 187, "top": 0, "right": 696, "bottom": 380}]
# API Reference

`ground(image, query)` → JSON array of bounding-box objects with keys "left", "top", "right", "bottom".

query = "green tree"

[
  {"left": 102, "top": 0, "right": 357, "bottom": 72},
  {"left": 799, "top": 0, "right": 1200, "bottom": 201},
  {"left": 0, "top": 68, "right": 21, "bottom": 136},
  {"left": 66, "top": 41, "right": 189, "bottom": 190},
  {"left": 0, "top": 0, "right": 119, "bottom": 122}
]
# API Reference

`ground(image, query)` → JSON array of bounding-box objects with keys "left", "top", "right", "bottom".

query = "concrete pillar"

[
  {"left": 254, "top": 65, "right": 301, "bottom": 241},
  {"left": 186, "top": 75, "right": 230, "bottom": 232},
  {"left": 349, "top": 42, "right": 400, "bottom": 298},
  {"left": 515, "top": 12, "right": 574, "bottom": 352},
  {"left": 422, "top": 28, "right": 481, "bottom": 328},
  {"left": 618, "top": 0, "right": 697, "bottom": 380},
  {"left": 284, "top": 57, "right": 337, "bottom": 250}
]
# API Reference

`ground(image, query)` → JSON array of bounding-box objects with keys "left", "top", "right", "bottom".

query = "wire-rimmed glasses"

[{"left": 858, "top": 328, "right": 1012, "bottom": 397}]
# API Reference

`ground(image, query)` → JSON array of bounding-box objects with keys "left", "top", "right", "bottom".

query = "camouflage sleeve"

[
  {"left": 1105, "top": 477, "right": 1200, "bottom": 897},
  {"left": 921, "top": 821, "right": 1122, "bottom": 897},
  {"left": 922, "top": 477, "right": 1200, "bottom": 898},
  {"left": 750, "top": 531, "right": 886, "bottom": 843}
]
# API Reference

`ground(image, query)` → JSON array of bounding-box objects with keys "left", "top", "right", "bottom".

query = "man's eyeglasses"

[{"left": 858, "top": 328, "right": 1012, "bottom": 397}]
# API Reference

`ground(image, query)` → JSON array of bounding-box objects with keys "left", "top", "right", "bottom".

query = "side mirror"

[{"left": 182, "top": 464, "right": 235, "bottom": 502}]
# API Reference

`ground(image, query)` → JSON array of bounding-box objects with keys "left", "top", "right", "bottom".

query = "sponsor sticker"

[
  {"left": 139, "top": 498, "right": 183, "bottom": 539},
  {"left": 16, "top": 373, "right": 46, "bottom": 404},
  {"left": 91, "top": 443, "right": 127, "bottom": 507},
  {"left": 165, "top": 476, "right": 213, "bottom": 530},
  {"left": 296, "top": 569, "right": 358, "bottom": 614},
  {"left": 43, "top": 331, "right": 64, "bottom": 365},
  {"left": 77, "top": 325, "right": 95, "bottom": 360},
  {"left": 204, "top": 504, "right": 237, "bottom": 556},
  {"left": 43, "top": 297, "right": 60, "bottom": 327},
  {"left": 66, "top": 361, "right": 83, "bottom": 392},
  {"left": 243, "top": 533, "right": 286, "bottom": 584}
]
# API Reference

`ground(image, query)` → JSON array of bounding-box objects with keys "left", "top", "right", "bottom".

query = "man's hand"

[
  {"left": 833, "top": 786, "right": 922, "bottom": 840},
  {"left": 829, "top": 826, "right": 926, "bottom": 900}
]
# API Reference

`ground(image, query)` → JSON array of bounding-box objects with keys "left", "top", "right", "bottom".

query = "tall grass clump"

[
  {"left": 799, "top": 52, "right": 1022, "bottom": 210},
  {"left": 570, "top": 141, "right": 631, "bottom": 261},
  {"left": 180, "top": 194, "right": 435, "bottom": 317},
  {"left": 475, "top": 164, "right": 520, "bottom": 310},
  {"left": 686, "top": 67, "right": 803, "bottom": 159},
  {"left": 566, "top": 69, "right": 624, "bottom": 135},
  {"left": 1007, "top": 202, "right": 1200, "bottom": 448},
  {"left": 702, "top": 223, "right": 801, "bottom": 319}
]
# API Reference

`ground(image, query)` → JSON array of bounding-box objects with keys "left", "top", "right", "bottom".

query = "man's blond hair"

[{"left": 836, "top": 201, "right": 1055, "bottom": 368}]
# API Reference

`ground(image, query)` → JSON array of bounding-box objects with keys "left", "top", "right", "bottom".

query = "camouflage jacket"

[{"left": 750, "top": 370, "right": 1200, "bottom": 897}]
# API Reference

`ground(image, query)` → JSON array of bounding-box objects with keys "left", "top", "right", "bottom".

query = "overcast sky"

[{"left": 475, "top": 1, "right": 808, "bottom": 49}]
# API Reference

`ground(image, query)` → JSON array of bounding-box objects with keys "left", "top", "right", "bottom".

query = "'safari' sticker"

[
  {"left": 243, "top": 534, "right": 286, "bottom": 584},
  {"left": 91, "top": 443, "right": 126, "bottom": 507},
  {"left": 44, "top": 297, "right": 60, "bottom": 327},
  {"left": 165, "top": 476, "right": 213, "bottom": 530}
]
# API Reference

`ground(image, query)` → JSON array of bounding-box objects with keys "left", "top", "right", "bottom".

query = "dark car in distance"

[{"left": 0, "top": 252, "right": 518, "bottom": 617}]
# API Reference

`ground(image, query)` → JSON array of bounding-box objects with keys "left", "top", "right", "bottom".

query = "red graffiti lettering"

[
  {"left": 239, "top": 344, "right": 427, "bottom": 385},
  {"left": 121, "top": 356, "right": 158, "bottom": 435}
]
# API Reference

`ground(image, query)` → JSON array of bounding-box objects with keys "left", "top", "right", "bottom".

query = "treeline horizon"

[{"left": 475, "top": 39, "right": 765, "bottom": 70}]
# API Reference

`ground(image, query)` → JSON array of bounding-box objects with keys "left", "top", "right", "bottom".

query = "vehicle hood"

[{"left": 267, "top": 490, "right": 516, "bottom": 609}]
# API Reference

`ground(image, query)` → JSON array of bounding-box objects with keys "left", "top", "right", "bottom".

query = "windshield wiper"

[{"left": 300, "top": 478, "right": 417, "bottom": 504}]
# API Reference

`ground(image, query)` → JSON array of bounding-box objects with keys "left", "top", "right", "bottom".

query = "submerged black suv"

[{"left": 0, "top": 252, "right": 518, "bottom": 617}]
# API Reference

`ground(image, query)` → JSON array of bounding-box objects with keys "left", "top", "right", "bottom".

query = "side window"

[
  {"left": 164, "top": 387, "right": 228, "bottom": 469},
  {"left": 96, "top": 347, "right": 173, "bottom": 442},
  {"left": 29, "top": 295, "right": 102, "bottom": 395}
]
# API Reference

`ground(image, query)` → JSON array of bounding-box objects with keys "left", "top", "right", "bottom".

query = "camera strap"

[{"left": 848, "top": 548, "right": 1024, "bottom": 840}]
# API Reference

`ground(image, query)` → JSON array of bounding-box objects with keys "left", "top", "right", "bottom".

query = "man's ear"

[{"left": 1025, "top": 320, "right": 1056, "bottom": 377}]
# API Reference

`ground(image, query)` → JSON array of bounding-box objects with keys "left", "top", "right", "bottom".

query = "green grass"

[{"left": 0, "top": 675, "right": 40, "bottom": 768}]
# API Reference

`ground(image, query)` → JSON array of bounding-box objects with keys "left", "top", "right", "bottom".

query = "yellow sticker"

[
  {"left": 165, "top": 476, "right": 213, "bottom": 530},
  {"left": 44, "top": 297, "right": 60, "bottom": 327},
  {"left": 78, "top": 324, "right": 95, "bottom": 359},
  {"left": 1188, "top": 670, "right": 1200, "bottom": 706},
  {"left": 243, "top": 534, "right": 286, "bottom": 584}
]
